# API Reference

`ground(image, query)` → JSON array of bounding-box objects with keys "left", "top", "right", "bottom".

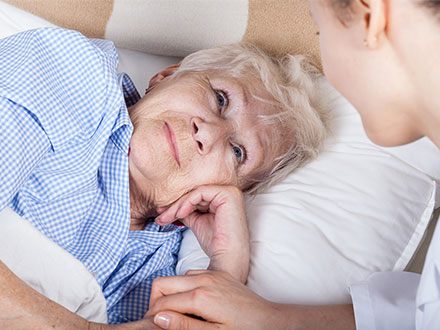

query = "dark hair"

[
  {"left": 421, "top": 0, "right": 440, "bottom": 20},
  {"left": 330, "top": 0, "right": 440, "bottom": 24}
]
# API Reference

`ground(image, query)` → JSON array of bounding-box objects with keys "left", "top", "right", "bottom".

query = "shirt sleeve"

[
  {"left": 0, "top": 28, "right": 121, "bottom": 209},
  {"left": 349, "top": 271, "right": 420, "bottom": 330},
  {"left": 0, "top": 97, "right": 51, "bottom": 209},
  {"left": 415, "top": 219, "right": 440, "bottom": 330}
]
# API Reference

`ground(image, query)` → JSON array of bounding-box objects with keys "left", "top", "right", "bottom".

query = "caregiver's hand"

[
  {"left": 147, "top": 270, "right": 356, "bottom": 330},
  {"left": 147, "top": 270, "right": 280, "bottom": 330},
  {"left": 155, "top": 185, "right": 249, "bottom": 283}
]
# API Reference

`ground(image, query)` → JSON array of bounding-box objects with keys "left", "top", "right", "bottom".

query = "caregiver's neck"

[{"left": 386, "top": 5, "right": 440, "bottom": 149}]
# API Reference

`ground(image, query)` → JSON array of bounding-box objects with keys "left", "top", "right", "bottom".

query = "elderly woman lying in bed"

[{"left": 0, "top": 27, "right": 327, "bottom": 329}]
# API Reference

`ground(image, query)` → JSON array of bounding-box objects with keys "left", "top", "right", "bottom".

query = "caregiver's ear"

[
  {"left": 146, "top": 63, "right": 181, "bottom": 94},
  {"left": 357, "top": 0, "right": 386, "bottom": 49}
]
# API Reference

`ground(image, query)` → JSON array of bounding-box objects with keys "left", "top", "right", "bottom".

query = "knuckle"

[
  {"left": 191, "top": 287, "right": 207, "bottom": 301},
  {"left": 185, "top": 269, "right": 198, "bottom": 276},
  {"left": 150, "top": 295, "right": 163, "bottom": 309},
  {"left": 199, "top": 273, "right": 215, "bottom": 284},
  {"left": 227, "top": 185, "right": 243, "bottom": 199},
  {"left": 152, "top": 276, "right": 164, "bottom": 287}
]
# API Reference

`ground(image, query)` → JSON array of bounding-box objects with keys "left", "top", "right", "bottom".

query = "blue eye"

[
  {"left": 215, "top": 90, "right": 228, "bottom": 109},
  {"left": 233, "top": 145, "right": 242, "bottom": 158},
  {"left": 232, "top": 145, "right": 246, "bottom": 164}
]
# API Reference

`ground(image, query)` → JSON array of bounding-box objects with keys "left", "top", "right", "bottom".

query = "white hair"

[{"left": 173, "top": 43, "right": 329, "bottom": 194}]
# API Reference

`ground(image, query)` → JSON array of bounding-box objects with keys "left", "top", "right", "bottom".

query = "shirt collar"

[{"left": 110, "top": 73, "right": 140, "bottom": 154}]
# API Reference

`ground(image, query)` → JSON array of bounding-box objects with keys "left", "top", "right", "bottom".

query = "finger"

[
  {"left": 149, "top": 275, "right": 205, "bottom": 311},
  {"left": 154, "top": 311, "right": 219, "bottom": 330},
  {"left": 149, "top": 289, "right": 212, "bottom": 321},
  {"left": 165, "top": 185, "right": 224, "bottom": 222},
  {"left": 156, "top": 206, "right": 168, "bottom": 214},
  {"left": 156, "top": 195, "right": 189, "bottom": 225},
  {"left": 175, "top": 191, "right": 212, "bottom": 220},
  {"left": 132, "top": 316, "right": 162, "bottom": 329},
  {"left": 185, "top": 269, "right": 210, "bottom": 276},
  {"left": 156, "top": 185, "right": 244, "bottom": 226},
  {"left": 157, "top": 188, "right": 211, "bottom": 226}
]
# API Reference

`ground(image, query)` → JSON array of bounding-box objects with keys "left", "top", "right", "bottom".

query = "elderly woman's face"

[{"left": 128, "top": 70, "right": 287, "bottom": 207}]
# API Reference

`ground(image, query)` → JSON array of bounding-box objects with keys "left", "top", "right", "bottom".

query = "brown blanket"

[{"left": 4, "top": 0, "right": 321, "bottom": 69}]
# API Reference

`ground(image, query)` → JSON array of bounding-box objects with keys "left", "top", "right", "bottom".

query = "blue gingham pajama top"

[{"left": 0, "top": 27, "right": 184, "bottom": 324}]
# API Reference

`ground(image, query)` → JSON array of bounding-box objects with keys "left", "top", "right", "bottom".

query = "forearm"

[
  {"left": 273, "top": 303, "right": 355, "bottom": 330},
  {"left": 0, "top": 260, "right": 89, "bottom": 330}
]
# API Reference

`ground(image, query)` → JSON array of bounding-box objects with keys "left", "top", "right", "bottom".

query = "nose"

[{"left": 191, "top": 117, "right": 229, "bottom": 155}]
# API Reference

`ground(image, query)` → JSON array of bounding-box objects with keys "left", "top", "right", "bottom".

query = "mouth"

[{"left": 163, "top": 121, "right": 181, "bottom": 167}]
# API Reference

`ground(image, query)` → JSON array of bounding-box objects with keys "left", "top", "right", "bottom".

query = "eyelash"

[{"left": 214, "top": 89, "right": 247, "bottom": 166}]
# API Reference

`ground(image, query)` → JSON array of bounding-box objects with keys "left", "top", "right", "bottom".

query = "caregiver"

[{"left": 148, "top": 0, "right": 440, "bottom": 329}]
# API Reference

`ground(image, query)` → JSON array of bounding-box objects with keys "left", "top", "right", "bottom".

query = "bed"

[{"left": 1, "top": 0, "right": 439, "bottom": 325}]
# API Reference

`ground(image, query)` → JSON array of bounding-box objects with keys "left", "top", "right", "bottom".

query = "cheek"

[
  {"left": 194, "top": 154, "right": 238, "bottom": 185},
  {"left": 318, "top": 28, "right": 357, "bottom": 95},
  {"left": 158, "top": 156, "right": 237, "bottom": 206},
  {"left": 320, "top": 39, "right": 344, "bottom": 91},
  {"left": 184, "top": 155, "right": 237, "bottom": 190},
  {"left": 154, "top": 166, "right": 229, "bottom": 206},
  {"left": 130, "top": 120, "right": 177, "bottom": 180}
]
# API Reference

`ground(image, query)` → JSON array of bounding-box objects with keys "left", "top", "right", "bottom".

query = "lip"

[{"left": 163, "top": 121, "right": 181, "bottom": 167}]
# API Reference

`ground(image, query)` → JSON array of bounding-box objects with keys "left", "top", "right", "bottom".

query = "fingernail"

[
  {"left": 154, "top": 313, "right": 170, "bottom": 329},
  {"left": 155, "top": 215, "right": 166, "bottom": 225}
]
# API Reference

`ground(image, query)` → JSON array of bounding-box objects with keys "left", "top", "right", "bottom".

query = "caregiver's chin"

[{"left": 310, "top": 0, "right": 440, "bottom": 148}]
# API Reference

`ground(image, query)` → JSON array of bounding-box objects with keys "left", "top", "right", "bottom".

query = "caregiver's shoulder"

[{"left": 0, "top": 27, "right": 122, "bottom": 149}]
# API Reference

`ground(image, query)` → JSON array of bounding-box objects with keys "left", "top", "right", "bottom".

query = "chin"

[{"left": 366, "top": 129, "right": 423, "bottom": 147}]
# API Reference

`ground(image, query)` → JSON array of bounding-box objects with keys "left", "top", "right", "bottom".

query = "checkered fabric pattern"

[{"left": 0, "top": 27, "right": 184, "bottom": 323}]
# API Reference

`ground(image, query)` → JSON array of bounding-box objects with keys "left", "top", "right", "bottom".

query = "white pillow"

[
  {"left": 0, "top": 208, "right": 108, "bottom": 323},
  {"left": 176, "top": 79, "right": 439, "bottom": 305}
]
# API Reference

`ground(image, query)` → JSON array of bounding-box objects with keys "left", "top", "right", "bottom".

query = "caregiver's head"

[
  {"left": 128, "top": 43, "right": 327, "bottom": 210},
  {"left": 310, "top": 0, "right": 440, "bottom": 147}
]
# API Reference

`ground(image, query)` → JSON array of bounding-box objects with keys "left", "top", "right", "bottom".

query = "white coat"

[{"left": 350, "top": 221, "right": 440, "bottom": 329}]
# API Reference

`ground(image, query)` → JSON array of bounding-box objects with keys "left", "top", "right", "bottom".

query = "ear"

[
  {"left": 146, "top": 63, "right": 181, "bottom": 94},
  {"left": 358, "top": 0, "right": 387, "bottom": 49}
]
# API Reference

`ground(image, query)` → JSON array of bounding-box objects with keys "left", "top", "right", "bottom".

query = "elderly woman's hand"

[
  {"left": 0, "top": 261, "right": 161, "bottom": 330},
  {"left": 155, "top": 185, "right": 249, "bottom": 283}
]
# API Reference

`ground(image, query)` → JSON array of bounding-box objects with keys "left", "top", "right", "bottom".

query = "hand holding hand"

[
  {"left": 147, "top": 270, "right": 355, "bottom": 330},
  {"left": 155, "top": 185, "right": 249, "bottom": 282},
  {"left": 147, "top": 270, "right": 282, "bottom": 330}
]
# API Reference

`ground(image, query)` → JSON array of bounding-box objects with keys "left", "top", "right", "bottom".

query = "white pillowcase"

[
  {"left": 177, "top": 79, "right": 439, "bottom": 305},
  {"left": 0, "top": 208, "right": 108, "bottom": 323}
]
